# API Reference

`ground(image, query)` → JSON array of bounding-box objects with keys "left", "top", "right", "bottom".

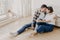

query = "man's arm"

[{"left": 31, "top": 10, "right": 39, "bottom": 29}]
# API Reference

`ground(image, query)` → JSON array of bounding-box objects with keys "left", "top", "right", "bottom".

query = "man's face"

[
  {"left": 41, "top": 7, "right": 47, "bottom": 12},
  {"left": 46, "top": 9, "right": 50, "bottom": 13}
]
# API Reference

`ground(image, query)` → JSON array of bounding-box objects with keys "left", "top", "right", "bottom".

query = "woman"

[{"left": 30, "top": 6, "right": 56, "bottom": 36}]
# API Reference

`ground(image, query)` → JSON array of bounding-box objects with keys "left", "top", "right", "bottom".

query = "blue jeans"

[
  {"left": 17, "top": 21, "right": 36, "bottom": 35},
  {"left": 36, "top": 22, "right": 54, "bottom": 33}
]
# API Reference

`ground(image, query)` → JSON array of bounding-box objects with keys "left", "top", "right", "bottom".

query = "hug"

[{"left": 10, "top": 4, "right": 57, "bottom": 37}]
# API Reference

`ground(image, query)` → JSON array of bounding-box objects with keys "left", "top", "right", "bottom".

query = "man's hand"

[
  {"left": 31, "top": 24, "right": 35, "bottom": 30},
  {"left": 36, "top": 20, "right": 43, "bottom": 22}
]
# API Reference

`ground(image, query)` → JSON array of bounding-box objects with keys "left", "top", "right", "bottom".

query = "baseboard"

[{"left": 0, "top": 17, "right": 20, "bottom": 27}]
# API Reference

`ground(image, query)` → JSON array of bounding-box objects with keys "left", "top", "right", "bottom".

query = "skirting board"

[{"left": 0, "top": 17, "right": 20, "bottom": 27}]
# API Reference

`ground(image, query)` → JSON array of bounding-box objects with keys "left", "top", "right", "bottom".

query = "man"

[
  {"left": 10, "top": 4, "right": 48, "bottom": 37},
  {"left": 32, "top": 4, "right": 47, "bottom": 29}
]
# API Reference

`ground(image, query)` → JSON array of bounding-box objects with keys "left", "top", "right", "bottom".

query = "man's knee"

[{"left": 24, "top": 23, "right": 31, "bottom": 28}]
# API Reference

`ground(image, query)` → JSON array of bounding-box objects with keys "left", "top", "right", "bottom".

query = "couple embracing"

[{"left": 10, "top": 4, "right": 56, "bottom": 37}]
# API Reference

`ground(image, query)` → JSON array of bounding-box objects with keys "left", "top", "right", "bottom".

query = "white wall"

[
  {"left": 0, "top": 0, "right": 32, "bottom": 17},
  {"left": 6, "top": 0, "right": 32, "bottom": 17},
  {"left": 32, "top": 0, "right": 60, "bottom": 17},
  {"left": 0, "top": 0, "right": 6, "bottom": 14},
  {"left": 1, "top": 0, "right": 60, "bottom": 17}
]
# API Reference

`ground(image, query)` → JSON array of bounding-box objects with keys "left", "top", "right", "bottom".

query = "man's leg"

[
  {"left": 10, "top": 23, "right": 32, "bottom": 37},
  {"left": 44, "top": 23, "right": 54, "bottom": 32},
  {"left": 17, "top": 23, "right": 32, "bottom": 35},
  {"left": 32, "top": 21, "right": 36, "bottom": 28},
  {"left": 10, "top": 21, "right": 37, "bottom": 37},
  {"left": 17, "top": 21, "right": 37, "bottom": 34}
]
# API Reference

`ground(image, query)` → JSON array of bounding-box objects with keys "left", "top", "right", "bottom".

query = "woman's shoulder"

[
  {"left": 52, "top": 13, "right": 56, "bottom": 16},
  {"left": 52, "top": 13, "right": 57, "bottom": 18}
]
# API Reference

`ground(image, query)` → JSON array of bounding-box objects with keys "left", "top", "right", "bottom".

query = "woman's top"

[{"left": 44, "top": 13, "right": 56, "bottom": 25}]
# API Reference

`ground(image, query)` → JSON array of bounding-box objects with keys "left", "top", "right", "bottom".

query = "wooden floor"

[{"left": 0, "top": 17, "right": 60, "bottom": 40}]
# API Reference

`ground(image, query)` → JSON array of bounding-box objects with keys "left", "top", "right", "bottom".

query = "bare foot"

[
  {"left": 29, "top": 31, "right": 38, "bottom": 38},
  {"left": 31, "top": 27, "right": 35, "bottom": 30},
  {"left": 10, "top": 32, "right": 18, "bottom": 37}
]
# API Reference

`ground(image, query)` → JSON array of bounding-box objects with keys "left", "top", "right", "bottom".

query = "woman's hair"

[
  {"left": 47, "top": 6, "right": 54, "bottom": 13},
  {"left": 41, "top": 4, "right": 47, "bottom": 8}
]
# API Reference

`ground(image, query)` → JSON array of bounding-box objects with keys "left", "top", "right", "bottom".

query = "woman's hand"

[{"left": 36, "top": 19, "right": 47, "bottom": 22}]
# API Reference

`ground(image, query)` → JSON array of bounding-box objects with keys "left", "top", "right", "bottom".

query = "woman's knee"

[{"left": 36, "top": 26, "right": 44, "bottom": 33}]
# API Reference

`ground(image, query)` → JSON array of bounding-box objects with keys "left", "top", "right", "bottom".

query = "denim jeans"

[
  {"left": 17, "top": 21, "right": 36, "bottom": 35},
  {"left": 36, "top": 22, "right": 54, "bottom": 33}
]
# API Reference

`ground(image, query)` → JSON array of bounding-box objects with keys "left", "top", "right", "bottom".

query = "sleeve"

[{"left": 33, "top": 10, "right": 40, "bottom": 21}]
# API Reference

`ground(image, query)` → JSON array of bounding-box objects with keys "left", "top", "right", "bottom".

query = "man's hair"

[
  {"left": 47, "top": 6, "right": 54, "bottom": 13},
  {"left": 41, "top": 4, "right": 47, "bottom": 8}
]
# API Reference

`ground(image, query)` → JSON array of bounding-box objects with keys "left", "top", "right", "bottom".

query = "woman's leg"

[
  {"left": 34, "top": 22, "right": 46, "bottom": 33},
  {"left": 36, "top": 25, "right": 45, "bottom": 33},
  {"left": 44, "top": 23, "right": 54, "bottom": 32},
  {"left": 30, "top": 22, "right": 46, "bottom": 36},
  {"left": 36, "top": 22, "right": 54, "bottom": 32},
  {"left": 30, "top": 25, "right": 44, "bottom": 37},
  {"left": 30, "top": 23, "right": 54, "bottom": 37}
]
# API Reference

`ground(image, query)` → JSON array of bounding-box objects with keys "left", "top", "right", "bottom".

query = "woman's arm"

[
  {"left": 36, "top": 19, "right": 51, "bottom": 22},
  {"left": 42, "top": 16, "right": 56, "bottom": 22}
]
